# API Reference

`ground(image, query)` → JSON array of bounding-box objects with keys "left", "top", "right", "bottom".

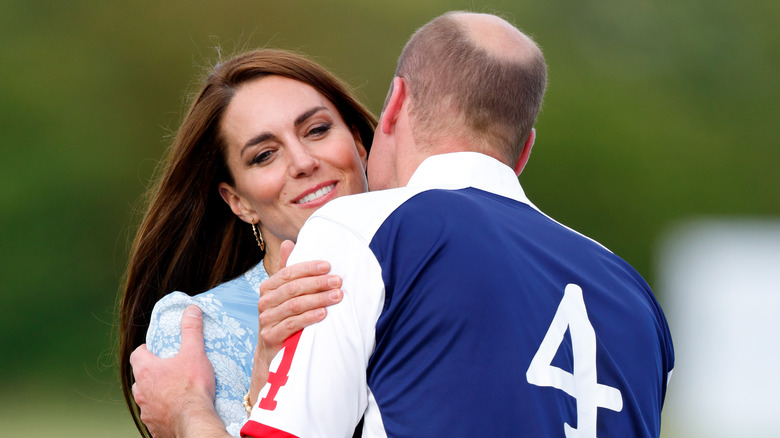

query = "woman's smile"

[
  {"left": 294, "top": 181, "right": 337, "bottom": 205},
  {"left": 218, "top": 75, "right": 369, "bottom": 251}
]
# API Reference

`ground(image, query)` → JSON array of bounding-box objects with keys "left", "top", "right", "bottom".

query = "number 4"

[
  {"left": 259, "top": 330, "right": 302, "bottom": 411},
  {"left": 526, "top": 284, "right": 623, "bottom": 438}
]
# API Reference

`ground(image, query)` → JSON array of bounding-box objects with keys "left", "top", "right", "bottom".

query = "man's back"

[
  {"left": 366, "top": 186, "right": 673, "bottom": 437},
  {"left": 244, "top": 153, "right": 673, "bottom": 438}
]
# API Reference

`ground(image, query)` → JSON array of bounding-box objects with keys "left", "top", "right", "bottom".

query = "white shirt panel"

[
  {"left": 248, "top": 215, "right": 387, "bottom": 437},
  {"left": 246, "top": 153, "right": 533, "bottom": 437}
]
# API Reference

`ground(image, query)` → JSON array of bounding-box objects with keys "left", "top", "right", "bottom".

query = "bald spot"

[{"left": 451, "top": 12, "right": 539, "bottom": 63}]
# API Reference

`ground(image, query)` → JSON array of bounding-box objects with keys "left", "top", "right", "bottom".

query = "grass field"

[
  {"left": 0, "top": 385, "right": 683, "bottom": 437},
  {"left": 0, "top": 387, "right": 138, "bottom": 437}
]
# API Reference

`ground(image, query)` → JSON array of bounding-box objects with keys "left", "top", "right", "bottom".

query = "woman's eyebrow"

[
  {"left": 241, "top": 106, "right": 328, "bottom": 155},
  {"left": 242, "top": 132, "right": 275, "bottom": 154},
  {"left": 294, "top": 106, "right": 327, "bottom": 127}
]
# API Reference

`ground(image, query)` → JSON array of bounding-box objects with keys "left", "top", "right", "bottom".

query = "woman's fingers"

[
  {"left": 259, "top": 265, "right": 340, "bottom": 311},
  {"left": 260, "top": 305, "right": 329, "bottom": 352},
  {"left": 261, "top": 259, "right": 332, "bottom": 293},
  {"left": 257, "top": 257, "right": 344, "bottom": 362},
  {"left": 259, "top": 287, "right": 342, "bottom": 332},
  {"left": 258, "top": 291, "right": 342, "bottom": 366}
]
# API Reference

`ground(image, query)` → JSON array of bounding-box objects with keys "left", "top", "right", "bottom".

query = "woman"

[{"left": 119, "top": 48, "right": 376, "bottom": 437}]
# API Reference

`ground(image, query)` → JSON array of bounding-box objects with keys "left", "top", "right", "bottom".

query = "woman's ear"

[{"left": 218, "top": 182, "right": 255, "bottom": 223}]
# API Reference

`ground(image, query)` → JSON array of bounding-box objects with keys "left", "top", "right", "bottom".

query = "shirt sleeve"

[
  {"left": 146, "top": 291, "right": 193, "bottom": 358},
  {"left": 147, "top": 292, "right": 253, "bottom": 437},
  {"left": 242, "top": 216, "right": 386, "bottom": 438}
]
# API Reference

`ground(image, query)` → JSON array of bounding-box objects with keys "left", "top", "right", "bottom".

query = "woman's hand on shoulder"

[
  {"left": 257, "top": 240, "right": 343, "bottom": 362},
  {"left": 248, "top": 240, "right": 343, "bottom": 407}
]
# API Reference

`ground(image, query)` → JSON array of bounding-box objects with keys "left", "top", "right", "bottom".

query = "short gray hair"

[{"left": 395, "top": 12, "right": 547, "bottom": 162}]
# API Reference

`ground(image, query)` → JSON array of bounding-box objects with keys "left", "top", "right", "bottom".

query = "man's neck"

[{"left": 419, "top": 136, "right": 512, "bottom": 170}]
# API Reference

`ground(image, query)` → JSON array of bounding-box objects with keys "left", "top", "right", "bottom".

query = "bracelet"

[{"left": 242, "top": 390, "right": 253, "bottom": 414}]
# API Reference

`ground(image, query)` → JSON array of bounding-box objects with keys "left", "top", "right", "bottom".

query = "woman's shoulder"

[
  {"left": 145, "top": 261, "right": 268, "bottom": 357},
  {"left": 145, "top": 291, "right": 205, "bottom": 358},
  {"left": 143, "top": 262, "right": 269, "bottom": 437},
  {"left": 205, "top": 260, "right": 269, "bottom": 305}
]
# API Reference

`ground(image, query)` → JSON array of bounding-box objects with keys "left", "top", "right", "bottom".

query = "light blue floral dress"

[{"left": 146, "top": 262, "right": 268, "bottom": 436}]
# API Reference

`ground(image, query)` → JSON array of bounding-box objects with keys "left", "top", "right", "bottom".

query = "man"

[{"left": 131, "top": 11, "right": 674, "bottom": 437}]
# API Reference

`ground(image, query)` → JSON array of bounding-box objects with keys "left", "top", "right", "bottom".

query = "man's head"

[{"left": 368, "top": 11, "right": 547, "bottom": 190}]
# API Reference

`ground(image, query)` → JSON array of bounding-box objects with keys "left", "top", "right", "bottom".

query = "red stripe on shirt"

[
  {"left": 241, "top": 420, "right": 299, "bottom": 438},
  {"left": 259, "top": 330, "right": 303, "bottom": 410}
]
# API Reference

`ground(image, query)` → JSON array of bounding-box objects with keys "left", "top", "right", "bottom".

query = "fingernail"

[
  {"left": 329, "top": 289, "right": 342, "bottom": 301},
  {"left": 183, "top": 305, "right": 202, "bottom": 319},
  {"left": 318, "top": 262, "right": 330, "bottom": 272},
  {"left": 328, "top": 276, "right": 341, "bottom": 287}
]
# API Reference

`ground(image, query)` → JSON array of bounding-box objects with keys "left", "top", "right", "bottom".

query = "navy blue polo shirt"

[{"left": 243, "top": 152, "right": 674, "bottom": 438}]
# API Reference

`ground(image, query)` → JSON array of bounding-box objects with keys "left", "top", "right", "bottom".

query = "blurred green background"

[{"left": 0, "top": 0, "right": 777, "bottom": 436}]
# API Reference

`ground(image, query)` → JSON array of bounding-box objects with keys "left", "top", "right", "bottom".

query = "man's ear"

[
  {"left": 218, "top": 182, "right": 254, "bottom": 223},
  {"left": 380, "top": 77, "right": 407, "bottom": 135},
  {"left": 514, "top": 129, "right": 536, "bottom": 176}
]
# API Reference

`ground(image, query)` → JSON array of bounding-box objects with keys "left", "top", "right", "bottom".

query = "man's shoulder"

[{"left": 304, "top": 187, "right": 427, "bottom": 242}]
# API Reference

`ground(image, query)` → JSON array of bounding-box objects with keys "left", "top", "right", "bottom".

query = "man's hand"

[
  {"left": 130, "top": 305, "right": 227, "bottom": 437},
  {"left": 249, "top": 240, "right": 343, "bottom": 408}
]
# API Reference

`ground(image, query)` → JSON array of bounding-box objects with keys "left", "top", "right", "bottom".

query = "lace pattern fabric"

[{"left": 146, "top": 262, "right": 268, "bottom": 436}]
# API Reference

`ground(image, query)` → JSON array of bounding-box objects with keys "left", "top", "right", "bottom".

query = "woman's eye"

[
  {"left": 307, "top": 123, "right": 332, "bottom": 137},
  {"left": 250, "top": 150, "right": 273, "bottom": 165}
]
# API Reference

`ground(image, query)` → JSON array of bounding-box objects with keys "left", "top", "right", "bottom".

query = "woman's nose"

[{"left": 288, "top": 143, "right": 319, "bottom": 178}]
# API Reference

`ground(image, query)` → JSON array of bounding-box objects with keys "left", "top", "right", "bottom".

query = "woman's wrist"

[
  {"left": 248, "top": 349, "right": 271, "bottom": 417},
  {"left": 242, "top": 390, "right": 253, "bottom": 415}
]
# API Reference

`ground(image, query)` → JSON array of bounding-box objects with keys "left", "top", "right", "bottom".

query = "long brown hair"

[{"left": 118, "top": 48, "right": 376, "bottom": 436}]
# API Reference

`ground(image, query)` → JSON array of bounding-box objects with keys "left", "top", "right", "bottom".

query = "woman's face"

[{"left": 218, "top": 75, "right": 368, "bottom": 251}]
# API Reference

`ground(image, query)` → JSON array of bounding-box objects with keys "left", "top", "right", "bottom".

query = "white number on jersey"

[{"left": 526, "top": 284, "right": 623, "bottom": 438}]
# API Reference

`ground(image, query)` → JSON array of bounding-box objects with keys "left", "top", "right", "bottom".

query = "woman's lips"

[{"left": 294, "top": 182, "right": 337, "bottom": 205}]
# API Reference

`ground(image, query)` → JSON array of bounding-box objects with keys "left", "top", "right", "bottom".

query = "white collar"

[
  {"left": 404, "top": 152, "right": 601, "bottom": 250},
  {"left": 406, "top": 152, "right": 535, "bottom": 208}
]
